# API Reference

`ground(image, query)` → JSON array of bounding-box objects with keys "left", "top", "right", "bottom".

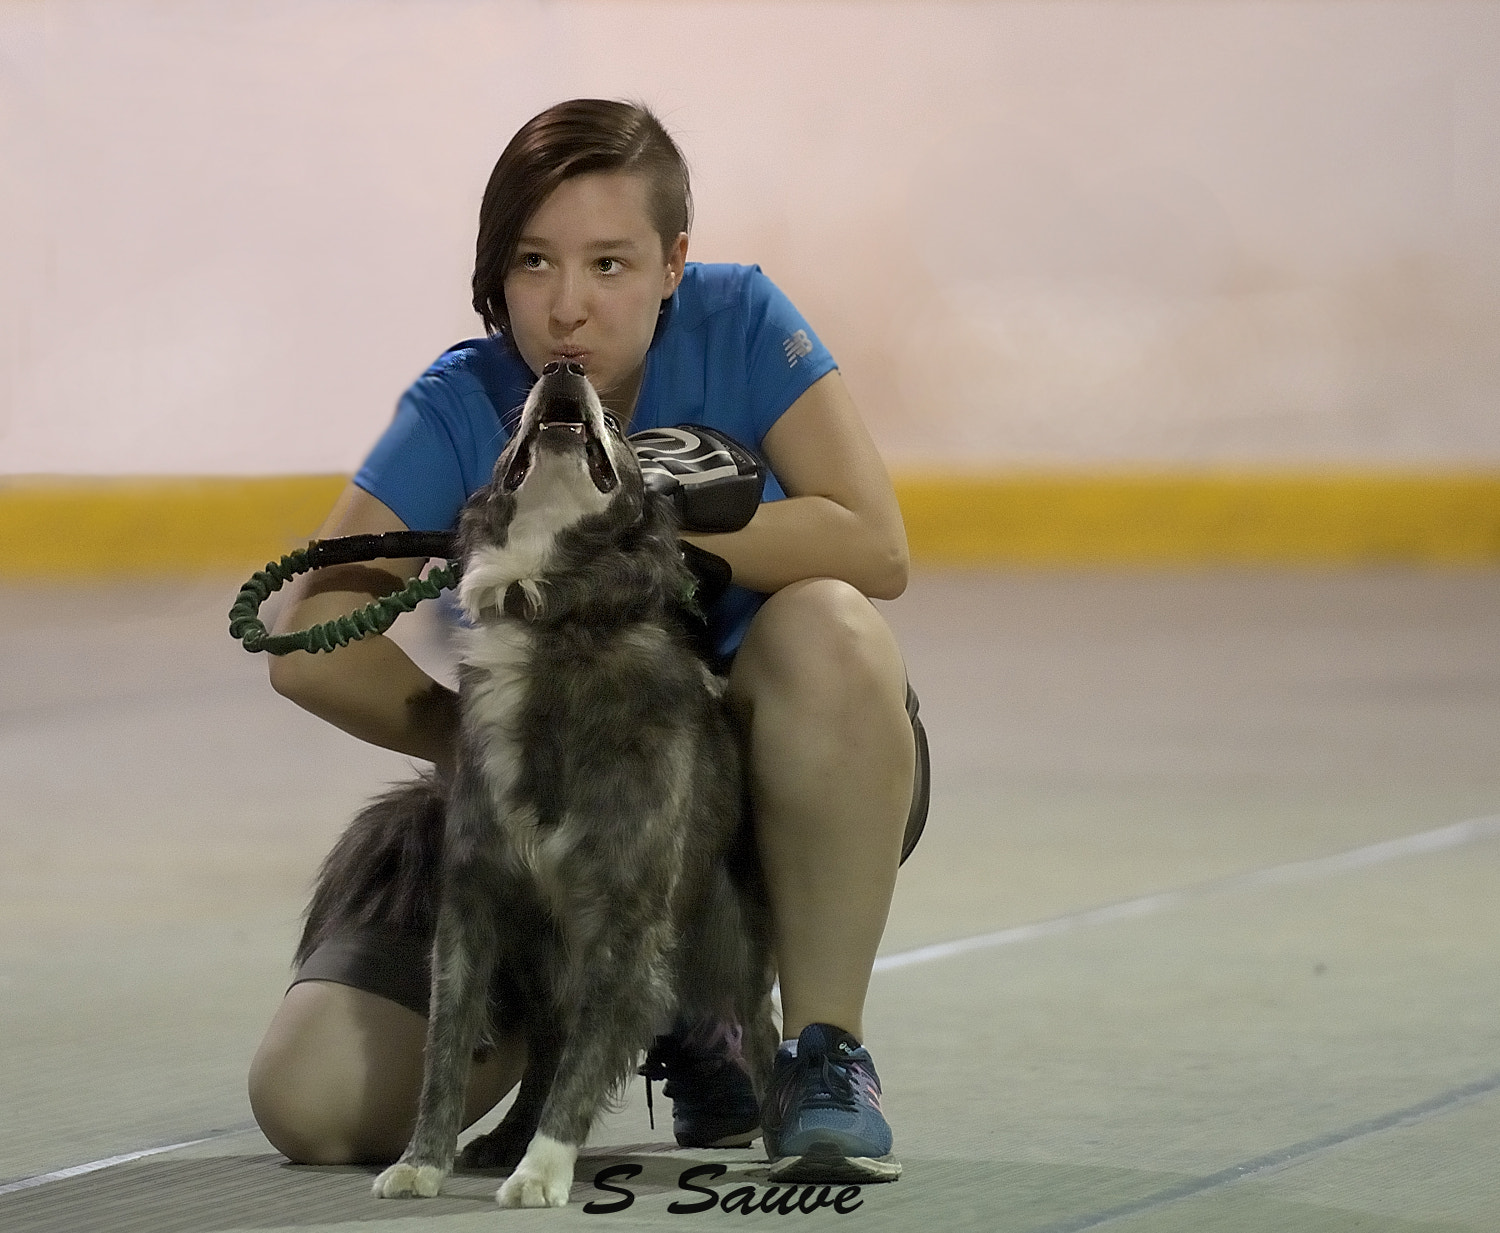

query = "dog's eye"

[{"left": 601, "top": 412, "right": 622, "bottom": 435}]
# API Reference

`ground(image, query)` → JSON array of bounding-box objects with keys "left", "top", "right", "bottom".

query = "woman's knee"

[
  {"left": 248, "top": 981, "right": 523, "bottom": 1165},
  {"left": 248, "top": 981, "right": 424, "bottom": 1164},
  {"left": 249, "top": 1050, "right": 374, "bottom": 1165},
  {"left": 733, "top": 578, "right": 905, "bottom": 709}
]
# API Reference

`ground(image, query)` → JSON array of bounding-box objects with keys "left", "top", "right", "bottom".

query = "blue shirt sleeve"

[
  {"left": 353, "top": 371, "right": 484, "bottom": 532},
  {"left": 739, "top": 266, "right": 838, "bottom": 443}
]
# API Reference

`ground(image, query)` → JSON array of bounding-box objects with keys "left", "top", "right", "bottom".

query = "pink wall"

[{"left": 4, "top": 0, "right": 1499, "bottom": 474}]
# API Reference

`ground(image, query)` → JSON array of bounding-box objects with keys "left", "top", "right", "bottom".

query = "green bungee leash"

[
  {"left": 228, "top": 531, "right": 460, "bottom": 656},
  {"left": 226, "top": 530, "right": 731, "bottom": 656}
]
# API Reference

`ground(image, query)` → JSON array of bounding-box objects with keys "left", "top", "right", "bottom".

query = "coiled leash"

[
  {"left": 229, "top": 425, "right": 764, "bottom": 656},
  {"left": 228, "top": 531, "right": 462, "bottom": 656}
]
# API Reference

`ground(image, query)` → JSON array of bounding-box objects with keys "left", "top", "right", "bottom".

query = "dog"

[{"left": 331, "top": 360, "right": 778, "bottom": 1208}]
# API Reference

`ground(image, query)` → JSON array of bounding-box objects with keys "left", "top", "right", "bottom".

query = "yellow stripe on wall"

[
  {"left": 2, "top": 471, "right": 1499, "bottom": 578},
  {"left": 896, "top": 472, "right": 1500, "bottom": 566},
  {"left": 0, "top": 475, "right": 348, "bottom": 578}
]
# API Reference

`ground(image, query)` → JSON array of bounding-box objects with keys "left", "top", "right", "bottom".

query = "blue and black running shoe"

[
  {"left": 762, "top": 1023, "right": 902, "bottom": 1183},
  {"left": 640, "top": 1019, "right": 761, "bottom": 1148}
]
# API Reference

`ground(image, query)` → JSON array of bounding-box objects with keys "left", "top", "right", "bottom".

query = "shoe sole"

[
  {"left": 677, "top": 1130, "right": 760, "bottom": 1149},
  {"left": 767, "top": 1145, "right": 902, "bottom": 1184}
]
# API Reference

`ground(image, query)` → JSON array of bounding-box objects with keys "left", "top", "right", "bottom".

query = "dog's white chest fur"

[
  {"left": 457, "top": 453, "right": 610, "bottom": 622},
  {"left": 451, "top": 449, "right": 617, "bottom": 905},
  {"left": 455, "top": 621, "right": 530, "bottom": 798},
  {"left": 453, "top": 621, "right": 576, "bottom": 904}
]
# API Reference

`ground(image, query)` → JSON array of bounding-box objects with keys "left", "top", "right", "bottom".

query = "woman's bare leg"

[
  {"left": 727, "top": 578, "right": 914, "bottom": 1042},
  {"left": 248, "top": 981, "right": 525, "bottom": 1165}
]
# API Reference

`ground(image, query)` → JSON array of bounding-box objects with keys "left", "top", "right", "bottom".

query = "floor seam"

[
  {"left": 1027, "top": 1069, "right": 1500, "bottom": 1232},
  {"left": 874, "top": 813, "right": 1500, "bottom": 974}
]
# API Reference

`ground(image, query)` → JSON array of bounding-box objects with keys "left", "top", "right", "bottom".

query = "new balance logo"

[{"left": 782, "top": 330, "right": 814, "bottom": 367}]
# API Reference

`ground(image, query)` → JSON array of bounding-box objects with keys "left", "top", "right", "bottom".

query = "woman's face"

[{"left": 504, "top": 171, "right": 687, "bottom": 417}]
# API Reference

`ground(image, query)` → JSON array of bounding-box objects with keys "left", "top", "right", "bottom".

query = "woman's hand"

[{"left": 681, "top": 371, "right": 909, "bottom": 599}]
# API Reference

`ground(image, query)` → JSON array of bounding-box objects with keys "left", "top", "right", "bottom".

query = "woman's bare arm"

[
  {"left": 266, "top": 483, "right": 459, "bottom": 774},
  {"left": 682, "top": 370, "right": 909, "bottom": 599}
]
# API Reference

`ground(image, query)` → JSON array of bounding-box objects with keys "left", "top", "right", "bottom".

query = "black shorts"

[{"left": 291, "top": 684, "right": 931, "bottom": 1018}]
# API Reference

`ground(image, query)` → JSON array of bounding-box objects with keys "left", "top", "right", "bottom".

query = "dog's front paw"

[
  {"left": 494, "top": 1134, "right": 577, "bottom": 1209},
  {"left": 372, "top": 1160, "right": 447, "bottom": 1199}
]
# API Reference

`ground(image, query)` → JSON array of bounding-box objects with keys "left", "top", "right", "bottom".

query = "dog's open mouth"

[{"left": 501, "top": 373, "right": 619, "bottom": 495}]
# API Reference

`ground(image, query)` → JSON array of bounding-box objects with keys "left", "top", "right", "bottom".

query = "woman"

[{"left": 248, "top": 99, "right": 923, "bottom": 1186}]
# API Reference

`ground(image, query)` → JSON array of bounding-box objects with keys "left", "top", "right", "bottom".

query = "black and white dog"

[{"left": 364, "top": 361, "right": 776, "bottom": 1208}]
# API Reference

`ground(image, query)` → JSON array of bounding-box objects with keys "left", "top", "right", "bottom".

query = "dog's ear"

[{"left": 457, "top": 483, "right": 516, "bottom": 558}]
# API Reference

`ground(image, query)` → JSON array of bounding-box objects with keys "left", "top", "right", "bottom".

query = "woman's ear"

[{"left": 662, "top": 231, "right": 689, "bottom": 298}]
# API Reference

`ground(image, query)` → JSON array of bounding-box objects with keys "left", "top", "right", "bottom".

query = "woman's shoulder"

[
  {"left": 411, "top": 336, "right": 529, "bottom": 412},
  {"left": 405, "top": 336, "right": 534, "bottom": 432},
  {"left": 675, "top": 262, "right": 785, "bottom": 325},
  {"left": 672, "top": 262, "right": 828, "bottom": 374}
]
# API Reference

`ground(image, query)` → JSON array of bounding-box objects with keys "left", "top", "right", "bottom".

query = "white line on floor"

[
  {"left": 7, "top": 813, "right": 1497, "bottom": 1198},
  {"left": 873, "top": 812, "right": 1500, "bottom": 973},
  {"left": 0, "top": 1138, "right": 217, "bottom": 1196}
]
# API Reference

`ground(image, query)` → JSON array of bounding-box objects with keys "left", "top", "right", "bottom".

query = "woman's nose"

[{"left": 550, "top": 271, "right": 587, "bottom": 330}]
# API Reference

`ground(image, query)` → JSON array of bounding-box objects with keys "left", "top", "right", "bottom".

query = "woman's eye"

[
  {"left": 518, "top": 252, "right": 545, "bottom": 270},
  {"left": 596, "top": 257, "right": 620, "bottom": 274}
]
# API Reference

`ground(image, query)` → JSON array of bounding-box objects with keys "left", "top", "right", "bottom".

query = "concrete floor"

[{"left": 2, "top": 569, "right": 1498, "bottom": 1231}]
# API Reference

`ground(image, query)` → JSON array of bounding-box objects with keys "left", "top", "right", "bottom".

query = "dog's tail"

[{"left": 294, "top": 774, "right": 445, "bottom": 967}]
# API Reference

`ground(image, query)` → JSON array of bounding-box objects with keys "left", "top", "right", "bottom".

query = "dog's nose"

[{"left": 541, "top": 361, "right": 586, "bottom": 377}]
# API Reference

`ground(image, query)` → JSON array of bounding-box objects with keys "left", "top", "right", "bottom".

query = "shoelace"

[
  {"left": 638, "top": 1034, "right": 719, "bottom": 1130},
  {"left": 796, "top": 1052, "right": 861, "bottom": 1113},
  {"left": 639, "top": 1021, "right": 749, "bottom": 1131}
]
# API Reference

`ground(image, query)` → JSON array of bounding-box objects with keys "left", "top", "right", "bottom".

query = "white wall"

[{"left": 3, "top": 0, "right": 1498, "bottom": 474}]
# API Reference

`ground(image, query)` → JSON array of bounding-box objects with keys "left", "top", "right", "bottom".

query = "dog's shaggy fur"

[{"left": 304, "top": 363, "right": 775, "bottom": 1208}]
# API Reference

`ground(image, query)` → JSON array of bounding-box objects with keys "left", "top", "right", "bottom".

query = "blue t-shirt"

[{"left": 353, "top": 262, "right": 837, "bottom": 656}]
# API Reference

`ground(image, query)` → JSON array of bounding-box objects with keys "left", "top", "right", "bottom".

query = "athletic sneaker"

[
  {"left": 639, "top": 1019, "right": 762, "bottom": 1148},
  {"left": 762, "top": 1023, "right": 902, "bottom": 1183}
]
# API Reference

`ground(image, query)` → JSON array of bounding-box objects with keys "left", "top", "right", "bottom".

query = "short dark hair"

[{"left": 472, "top": 99, "right": 693, "bottom": 335}]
